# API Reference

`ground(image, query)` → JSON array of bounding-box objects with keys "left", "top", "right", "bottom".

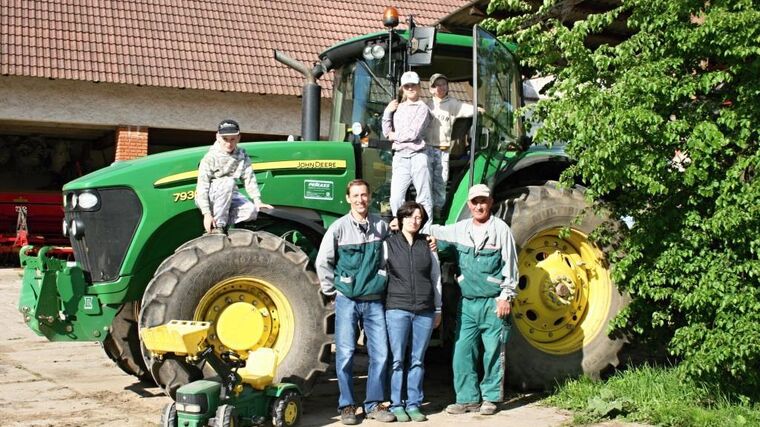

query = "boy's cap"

[
  {"left": 218, "top": 119, "right": 240, "bottom": 135},
  {"left": 429, "top": 73, "right": 448, "bottom": 87},
  {"left": 400, "top": 71, "right": 420, "bottom": 86},
  {"left": 468, "top": 184, "right": 491, "bottom": 201}
]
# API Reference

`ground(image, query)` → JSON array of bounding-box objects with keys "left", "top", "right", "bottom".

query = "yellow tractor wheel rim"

[
  {"left": 194, "top": 276, "right": 295, "bottom": 360},
  {"left": 284, "top": 401, "right": 298, "bottom": 424},
  {"left": 513, "top": 227, "right": 612, "bottom": 355}
]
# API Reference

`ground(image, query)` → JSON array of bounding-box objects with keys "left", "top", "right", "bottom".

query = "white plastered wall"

[{"left": 0, "top": 76, "right": 332, "bottom": 138}]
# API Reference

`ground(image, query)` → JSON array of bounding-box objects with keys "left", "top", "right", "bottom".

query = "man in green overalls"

[{"left": 429, "top": 184, "right": 519, "bottom": 416}]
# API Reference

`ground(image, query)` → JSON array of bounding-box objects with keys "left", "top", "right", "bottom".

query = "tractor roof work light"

[
  {"left": 371, "top": 44, "right": 386, "bottom": 59},
  {"left": 363, "top": 44, "right": 386, "bottom": 60},
  {"left": 363, "top": 45, "right": 374, "bottom": 60},
  {"left": 383, "top": 6, "right": 399, "bottom": 28}
]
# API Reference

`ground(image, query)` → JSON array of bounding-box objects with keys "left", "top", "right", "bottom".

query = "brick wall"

[{"left": 114, "top": 125, "right": 148, "bottom": 161}]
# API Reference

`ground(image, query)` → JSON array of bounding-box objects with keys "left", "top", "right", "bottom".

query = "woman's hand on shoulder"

[{"left": 427, "top": 235, "right": 437, "bottom": 251}]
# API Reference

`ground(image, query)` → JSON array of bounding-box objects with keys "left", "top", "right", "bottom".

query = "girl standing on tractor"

[{"left": 382, "top": 71, "right": 433, "bottom": 229}]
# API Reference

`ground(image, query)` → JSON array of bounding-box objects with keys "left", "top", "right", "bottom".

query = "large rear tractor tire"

[
  {"left": 102, "top": 300, "right": 153, "bottom": 383},
  {"left": 139, "top": 229, "right": 332, "bottom": 398},
  {"left": 495, "top": 181, "right": 627, "bottom": 390}
]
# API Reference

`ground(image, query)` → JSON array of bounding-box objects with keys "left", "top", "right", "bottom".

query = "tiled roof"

[{"left": 1, "top": 0, "right": 469, "bottom": 96}]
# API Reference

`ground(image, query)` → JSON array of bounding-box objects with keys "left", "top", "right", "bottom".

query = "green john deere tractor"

[{"left": 18, "top": 14, "right": 626, "bottom": 398}]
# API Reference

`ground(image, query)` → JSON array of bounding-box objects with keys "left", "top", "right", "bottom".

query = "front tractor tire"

[
  {"left": 160, "top": 402, "right": 177, "bottom": 427},
  {"left": 139, "top": 229, "right": 331, "bottom": 398},
  {"left": 496, "top": 181, "right": 627, "bottom": 390},
  {"left": 101, "top": 301, "right": 153, "bottom": 383},
  {"left": 271, "top": 390, "right": 302, "bottom": 427}
]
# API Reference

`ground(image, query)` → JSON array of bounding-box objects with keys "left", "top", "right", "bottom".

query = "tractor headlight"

[
  {"left": 65, "top": 190, "right": 101, "bottom": 211},
  {"left": 70, "top": 219, "right": 84, "bottom": 239},
  {"left": 62, "top": 219, "right": 69, "bottom": 237},
  {"left": 182, "top": 404, "right": 202, "bottom": 413},
  {"left": 371, "top": 44, "right": 385, "bottom": 59},
  {"left": 363, "top": 46, "right": 374, "bottom": 60},
  {"left": 77, "top": 191, "right": 99, "bottom": 210}
]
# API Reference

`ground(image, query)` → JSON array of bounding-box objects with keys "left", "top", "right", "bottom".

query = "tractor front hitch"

[{"left": 18, "top": 245, "right": 118, "bottom": 341}]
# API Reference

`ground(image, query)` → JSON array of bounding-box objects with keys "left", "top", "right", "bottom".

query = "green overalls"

[{"left": 430, "top": 216, "right": 518, "bottom": 404}]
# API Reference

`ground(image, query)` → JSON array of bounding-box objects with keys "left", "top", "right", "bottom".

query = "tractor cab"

[{"left": 320, "top": 11, "right": 525, "bottom": 218}]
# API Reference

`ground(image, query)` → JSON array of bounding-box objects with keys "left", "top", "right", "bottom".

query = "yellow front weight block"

[
  {"left": 513, "top": 228, "right": 612, "bottom": 355},
  {"left": 140, "top": 320, "right": 211, "bottom": 357}
]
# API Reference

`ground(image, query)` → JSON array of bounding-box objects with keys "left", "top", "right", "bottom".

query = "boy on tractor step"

[{"left": 195, "top": 119, "right": 273, "bottom": 234}]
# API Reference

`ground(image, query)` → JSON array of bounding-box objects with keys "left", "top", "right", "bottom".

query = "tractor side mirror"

[{"left": 407, "top": 26, "right": 436, "bottom": 66}]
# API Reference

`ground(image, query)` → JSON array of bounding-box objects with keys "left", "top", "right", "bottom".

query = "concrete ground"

[{"left": 0, "top": 268, "right": 644, "bottom": 426}]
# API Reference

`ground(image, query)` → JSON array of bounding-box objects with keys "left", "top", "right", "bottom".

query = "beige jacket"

[{"left": 425, "top": 95, "right": 474, "bottom": 149}]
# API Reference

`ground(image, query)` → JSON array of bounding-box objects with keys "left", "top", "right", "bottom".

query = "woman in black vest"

[{"left": 384, "top": 201, "right": 442, "bottom": 422}]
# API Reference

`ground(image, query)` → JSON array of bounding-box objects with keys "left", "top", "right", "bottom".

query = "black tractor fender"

[{"left": 492, "top": 152, "right": 574, "bottom": 197}]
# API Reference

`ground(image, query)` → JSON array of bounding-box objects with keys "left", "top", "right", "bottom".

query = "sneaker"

[
  {"left": 444, "top": 402, "right": 481, "bottom": 414},
  {"left": 366, "top": 405, "right": 396, "bottom": 422},
  {"left": 391, "top": 407, "right": 410, "bottom": 422},
  {"left": 406, "top": 407, "right": 427, "bottom": 422},
  {"left": 209, "top": 227, "right": 226, "bottom": 235},
  {"left": 479, "top": 401, "right": 498, "bottom": 415},
  {"left": 340, "top": 405, "right": 359, "bottom": 425}
]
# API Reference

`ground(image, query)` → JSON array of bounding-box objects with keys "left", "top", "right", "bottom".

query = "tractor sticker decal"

[
  {"left": 304, "top": 180, "right": 334, "bottom": 200},
  {"left": 153, "top": 160, "right": 347, "bottom": 187}
]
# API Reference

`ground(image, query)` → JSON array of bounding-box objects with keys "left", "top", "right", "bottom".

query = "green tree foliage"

[{"left": 485, "top": 0, "right": 760, "bottom": 394}]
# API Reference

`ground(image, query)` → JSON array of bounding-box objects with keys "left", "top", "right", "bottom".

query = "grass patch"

[{"left": 544, "top": 365, "right": 760, "bottom": 426}]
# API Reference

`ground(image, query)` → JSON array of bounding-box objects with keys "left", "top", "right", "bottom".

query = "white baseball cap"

[
  {"left": 467, "top": 184, "right": 491, "bottom": 201},
  {"left": 400, "top": 71, "right": 420, "bottom": 86}
]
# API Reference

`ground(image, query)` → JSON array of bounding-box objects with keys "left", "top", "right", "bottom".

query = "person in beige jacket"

[{"left": 425, "top": 73, "right": 475, "bottom": 216}]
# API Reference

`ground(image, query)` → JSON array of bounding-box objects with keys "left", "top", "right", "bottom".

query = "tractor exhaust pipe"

[{"left": 274, "top": 50, "right": 321, "bottom": 141}]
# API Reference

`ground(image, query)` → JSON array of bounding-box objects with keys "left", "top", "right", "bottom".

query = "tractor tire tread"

[{"left": 101, "top": 301, "right": 153, "bottom": 383}]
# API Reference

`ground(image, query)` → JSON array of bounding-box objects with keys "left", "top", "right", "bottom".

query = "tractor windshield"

[{"left": 329, "top": 57, "right": 396, "bottom": 145}]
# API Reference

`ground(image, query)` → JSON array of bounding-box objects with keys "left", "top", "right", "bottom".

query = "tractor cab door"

[
  {"left": 470, "top": 26, "right": 523, "bottom": 187},
  {"left": 329, "top": 58, "right": 398, "bottom": 217}
]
